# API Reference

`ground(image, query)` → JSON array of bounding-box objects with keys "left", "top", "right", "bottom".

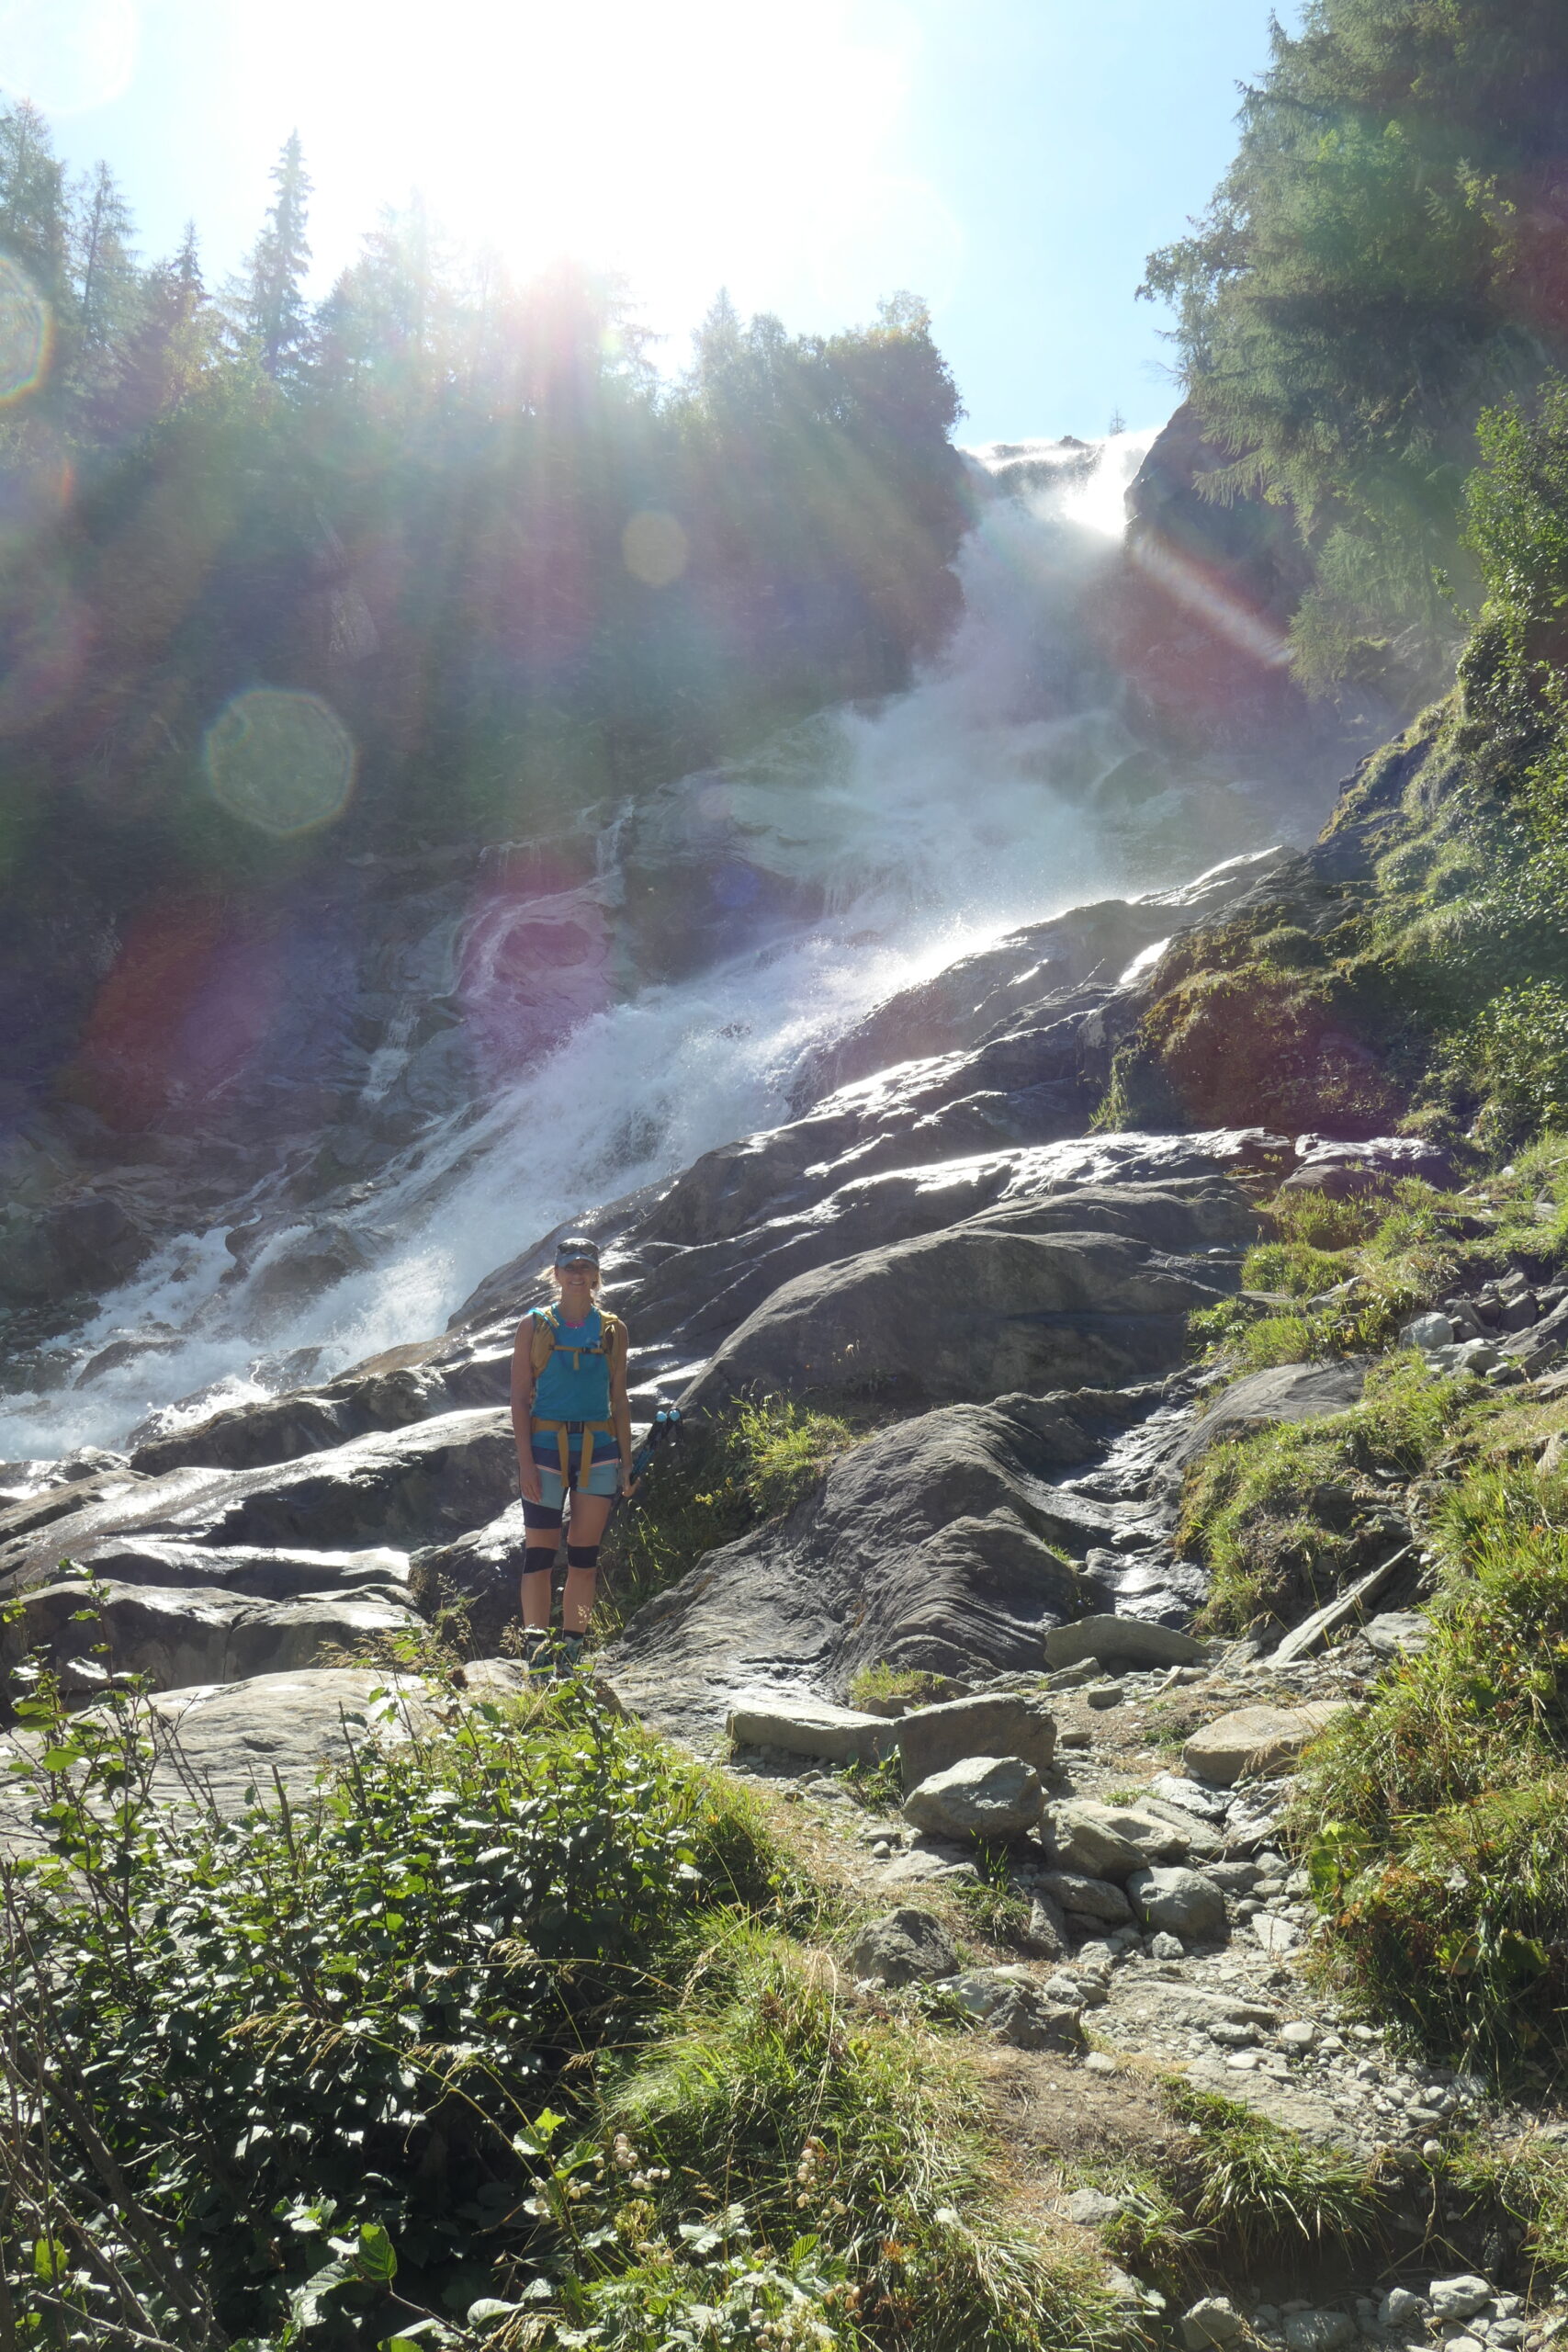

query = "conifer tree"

[
  {"left": 0, "top": 99, "right": 68, "bottom": 307},
  {"left": 244, "top": 130, "right": 312, "bottom": 382},
  {"left": 70, "top": 159, "right": 139, "bottom": 397}
]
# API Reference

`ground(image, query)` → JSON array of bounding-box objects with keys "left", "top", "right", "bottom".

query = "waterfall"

[{"left": 0, "top": 427, "right": 1333, "bottom": 1463}]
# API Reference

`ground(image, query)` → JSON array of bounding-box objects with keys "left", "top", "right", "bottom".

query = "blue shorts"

[{"left": 530, "top": 1429, "right": 620, "bottom": 1510}]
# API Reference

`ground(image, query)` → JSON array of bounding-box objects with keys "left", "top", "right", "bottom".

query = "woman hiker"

[{"left": 509, "top": 1235, "right": 632, "bottom": 1675}]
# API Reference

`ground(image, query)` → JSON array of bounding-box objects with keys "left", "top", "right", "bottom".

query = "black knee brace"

[
  {"left": 521, "top": 1545, "right": 558, "bottom": 1579},
  {"left": 566, "top": 1543, "right": 600, "bottom": 1573}
]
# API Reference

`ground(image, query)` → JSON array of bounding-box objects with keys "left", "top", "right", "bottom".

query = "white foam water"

[{"left": 0, "top": 428, "right": 1311, "bottom": 1462}]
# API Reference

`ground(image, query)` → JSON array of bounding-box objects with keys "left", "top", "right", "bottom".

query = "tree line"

[{"left": 0, "top": 105, "right": 967, "bottom": 922}]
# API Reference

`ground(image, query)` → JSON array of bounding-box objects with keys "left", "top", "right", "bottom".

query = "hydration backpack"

[{"left": 529, "top": 1305, "right": 627, "bottom": 1382}]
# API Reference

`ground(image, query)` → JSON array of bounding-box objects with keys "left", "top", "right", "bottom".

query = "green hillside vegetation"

[{"left": 1144, "top": 0, "right": 1568, "bottom": 695}]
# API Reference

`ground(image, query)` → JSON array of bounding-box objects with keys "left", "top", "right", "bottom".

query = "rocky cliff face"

[{"left": 0, "top": 841, "right": 1416, "bottom": 1730}]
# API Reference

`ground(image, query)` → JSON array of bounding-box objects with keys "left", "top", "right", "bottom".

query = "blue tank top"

[{"left": 532, "top": 1307, "right": 613, "bottom": 1421}]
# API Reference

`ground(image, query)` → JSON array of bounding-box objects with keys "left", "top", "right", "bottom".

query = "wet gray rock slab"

[
  {"left": 599, "top": 1398, "right": 1124, "bottom": 1740},
  {"left": 681, "top": 1178, "right": 1254, "bottom": 1414},
  {"left": 0, "top": 1410, "right": 516, "bottom": 1690}
]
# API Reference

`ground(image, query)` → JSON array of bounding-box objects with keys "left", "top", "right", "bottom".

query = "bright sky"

[{"left": 0, "top": 0, "right": 1304, "bottom": 443}]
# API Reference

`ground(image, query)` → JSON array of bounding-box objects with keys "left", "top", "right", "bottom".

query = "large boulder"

[
  {"left": 1043, "top": 1798, "right": 1191, "bottom": 1880},
  {"left": 897, "top": 1692, "right": 1056, "bottom": 1787},
  {"left": 847, "top": 1907, "right": 960, "bottom": 1987},
  {"left": 1038, "top": 1870, "right": 1134, "bottom": 1925},
  {"left": 1127, "top": 1864, "right": 1227, "bottom": 1939},
  {"left": 1183, "top": 1702, "right": 1349, "bottom": 1787},
  {"left": 0, "top": 1667, "right": 434, "bottom": 1855},
  {"left": 902, "top": 1755, "right": 1045, "bottom": 1839},
  {"left": 0, "top": 1411, "right": 517, "bottom": 1691},
  {"left": 1146, "top": 1362, "right": 1368, "bottom": 1490},
  {"left": 681, "top": 1180, "right": 1253, "bottom": 1413}
]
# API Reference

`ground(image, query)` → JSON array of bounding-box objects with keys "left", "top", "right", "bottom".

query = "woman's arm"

[{"left": 510, "top": 1317, "right": 542, "bottom": 1503}]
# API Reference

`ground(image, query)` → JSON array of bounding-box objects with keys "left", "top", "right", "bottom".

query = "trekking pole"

[{"left": 623, "top": 1403, "right": 682, "bottom": 1504}]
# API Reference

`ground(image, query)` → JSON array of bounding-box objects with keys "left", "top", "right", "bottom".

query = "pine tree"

[
  {"left": 70, "top": 159, "right": 139, "bottom": 397},
  {"left": 245, "top": 130, "right": 312, "bottom": 382},
  {"left": 0, "top": 99, "right": 68, "bottom": 305},
  {"left": 112, "top": 220, "right": 210, "bottom": 429}
]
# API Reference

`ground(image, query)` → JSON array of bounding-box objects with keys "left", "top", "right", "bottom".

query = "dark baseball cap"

[{"left": 554, "top": 1235, "right": 600, "bottom": 1268}]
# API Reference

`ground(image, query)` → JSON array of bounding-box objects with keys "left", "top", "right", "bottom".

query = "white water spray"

[{"left": 0, "top": 430, "right": 1319, "bottom": 1461}]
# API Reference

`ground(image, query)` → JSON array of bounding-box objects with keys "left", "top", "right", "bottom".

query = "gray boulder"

[
  {"left": 1038, "top": 1870, "right": 1134, "bottom": 1925},
  {"left": 847, "top": 1906, "right": 960, "bottom": 1987},
  {"left": 897, "top": 1691, "right": 1056, "bottom": 1787},
  {"left": 1025, "top": 1891, "right": 1070, "bottom": 1960},
  {"left": 903, "top": 1755, "right": 1044, "bottom": 1839},
  {"left": 726, "top": 1699, "right": 896, "bottom": 1767},
  {"left": 950, "top": 1966, "right": 1086, "bottom": 2051},
  {"left": 1127, "top": 1864, "right": 1227, "bottom": 1939},
  {"left": 1043, "top": 1799, "right": 1190, "bottom": 1879},
  {"left": 1043, "top": 1614, "right": 1201, "bottom": 1669}
]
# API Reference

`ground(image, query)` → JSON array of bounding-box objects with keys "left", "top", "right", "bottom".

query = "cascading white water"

[{"left": 0, "top": 428, "right": 1320, "bottom": 1462}]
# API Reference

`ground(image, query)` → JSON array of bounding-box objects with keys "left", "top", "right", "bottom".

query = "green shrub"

[
  {"left": 1298, "top": 1461, "right": 1568, "bottom": 2072},
  {"left": 0, "top": 1662, "right": 790, "bottom": 2347},
  {"left": 1458, "top": 979, "right": 1568, "bottom": 1145},
  {"left": 600, "top": 1398, "right": 857, "bottom": 1634},
  {"left": 1163, "top": 2087, "right": 1385, "bottom": 2264}
]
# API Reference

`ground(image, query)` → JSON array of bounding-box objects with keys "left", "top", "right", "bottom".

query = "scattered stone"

[
  {"left": 1181, "top": 2297, "right": 1245, "bottom": 2348},
  {"left": 950, "top": 1966, "right": 1085, "bottom": 2051},
  {"left": 903, "top": 1754, "right": 1044, "bottom": 1839},
  {"left": 1283, "top": 2313, "right": 1355, "bottom": 2352},
  {"left": 1183, "top": 1702, "right": 1348, "bottom": 1786},
  {"left": 1429, "top": 2279, "right": 1491, "bottom": 2324},
  {"left": 1043, "top": 1797, "right": 1189, "bottom": 1879},
  {"left": 1252, "top": 1914, "right": 1302, "bottom": 1956},
  {"left": 1084, "top": 2051, "right": 1118, "bottom": 2074},
  {"left": 1065, "top": 2188, "right": 1124, "bottom": 2228},
  {"left": 1128, "top": 1865, "right": 1227, "bottom": 1939},
  {"left": 726, "top": 1698, "right": 896, "bottom": 1766},
  {"left": 1039, "top": 1869, "right": 1134, "bottom": 1925},
  {"left": 1026, "top": 1893, "right": 1070, "bottom": 1961},
  {"left": 1149, "top": 1930, "right": 1186, "bottom": 1960},
  {"left": 896, "top": 1690, "right": 1056, "bottom": 1786},
  {"left": 846, "top": 1907, "right": 960, "bottom": 1988},
  {"left": 1364, "top": 1611, "right": 1428, "bottom": 1658},
  {"left": 1279, "top": 2020, "right": 1318, "bottom": 2049},
  {"left": 1043, "top": 1613, "right": 1203, "bottom": 1669},
  {"left": 1379, "top": 2290, "right": 1425, "bottom": 2330},
  {"left": 1086, "top": 1681, "right": 1126, "bottom": 1710},
  {"left": 1401, "top": 1312, "right": 1454, "bottom": 1350}
]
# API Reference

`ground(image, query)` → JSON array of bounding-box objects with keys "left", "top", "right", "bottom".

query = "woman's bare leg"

[{"left": 561, "top": 1490, "right": 614, "bottom": 1633}]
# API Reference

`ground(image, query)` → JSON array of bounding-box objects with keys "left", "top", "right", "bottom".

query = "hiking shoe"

[
  {"left": 524, "top": 1632, "right": 554, "bottom": 1684},
  {"left": 557, "top": 1634, "right": 586, "bottom": 1676}
]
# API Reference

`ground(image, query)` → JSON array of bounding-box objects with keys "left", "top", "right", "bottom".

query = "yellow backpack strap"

[
  {"left": 529, "top": 1307, "right": 558, "bottom": 1380},
  {"left": 599, "top": 1311, "right": 627, "bottom": 1380}
]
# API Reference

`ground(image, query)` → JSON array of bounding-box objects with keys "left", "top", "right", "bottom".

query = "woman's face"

[{"left": 556, "top": 1261, "right": 597, "bottom": 1316}]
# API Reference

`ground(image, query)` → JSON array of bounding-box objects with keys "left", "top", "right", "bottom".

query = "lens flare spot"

[
  {"left": 204, "top": 688, "right": 357, "bottom": 836},
  {"left": 0, "top": 254, "right": 51, "bottom": 402},
  {"left": 622, "top": 508, "right": 689, "bottom": 587}
]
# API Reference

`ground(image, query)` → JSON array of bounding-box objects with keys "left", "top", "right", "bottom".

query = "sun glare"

[{"left": 233, "top": 0, "right": 954, "bottom": 338}]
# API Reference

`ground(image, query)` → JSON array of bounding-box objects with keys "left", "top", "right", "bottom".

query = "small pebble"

[{"left": 1084, "top": 2052, "right": 1118, "bottom": 2074}]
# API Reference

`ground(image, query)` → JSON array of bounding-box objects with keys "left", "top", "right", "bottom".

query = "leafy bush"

[
  {"left": 0, "top": 1663, "right": 790, "bottom": 2346},
  {"left": 1298, "top": 1460, "right": 1568, "bottom": 2073},
  {"left": 1459, "top": 980, "right": 1568, "bottom": 1146}
]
